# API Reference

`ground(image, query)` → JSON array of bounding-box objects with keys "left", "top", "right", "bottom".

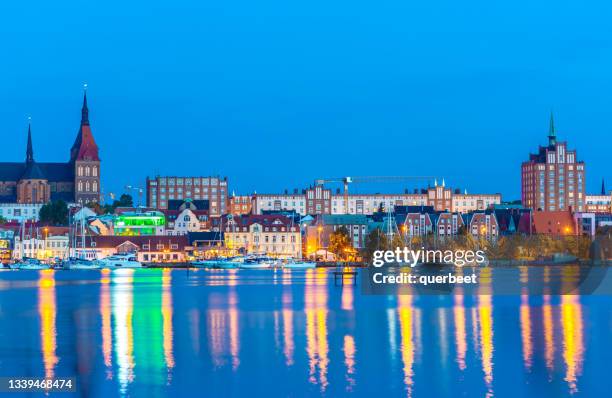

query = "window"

[{"left": 92, "top": 166, "right": 97, "bottom": 177}]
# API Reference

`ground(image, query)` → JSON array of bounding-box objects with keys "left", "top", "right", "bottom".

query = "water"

[{"left": 0, "top": 268, "right": 610, "bottom": 397}]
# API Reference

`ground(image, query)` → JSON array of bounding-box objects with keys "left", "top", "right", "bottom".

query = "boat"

[
  {"left": 281, "top": 259, "right": 316, "bottom": 269},
  {"left": 239, "top": 256, "right": 274, "bottom": 269},
  {"left": 191, "top": 257, "right": 242, "bottom": 269},
  {"left": 11, "top": 258, "right": 50, "bottom": 270},
  {"left": 63, "top": 257, "right": 101, "bottom": 270},
  {"left": 97, "top": 254, "right": 143, "bottom": 269}
]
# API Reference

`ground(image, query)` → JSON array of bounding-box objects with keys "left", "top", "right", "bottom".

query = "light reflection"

[
  {"left": 100, "top": 273, "right": 113, "bottom": 379},
  {"left": 343, "top": 335, "right": 356, "bottom": 392},
  {"left": 38, "top": 270, "right": 58, "bottom": 379},
  {"left": 304, "top": 269, "right": 329, "bottom": 391},
  {"left": 398, "top": 295, "right": 414, "bottom": 397},
  {"left": 561, "top": 295, "right": 584, "bottom": 394},
  {"left": 112, "top": 269, "right": 135, "bottom": 395},
  {"left": 542, "top": 295, "right": 554, "bottom": 374},
  {"left": 282, "top": 288, "right": 294, "bottom": 366},
  {"left": 453, "top": 293, "right": 467, "bottom": 371},
  {"left": 519, "top": 265, "right": 532, "bottom": 372},
  {"left": 228, "top": 287, "right": 240, "bottom": 370},
  {"left": 520, "top": 293, "right": 532, "bottom": 371},
  {"left": 478, "top": 294, "right": 494, "bottom": 396},
  {"left": 162, "top": 270, "right": 175, "bottom": 377},
  {"left": 341, "top": 283, "right": 354, "bottom": 311}
]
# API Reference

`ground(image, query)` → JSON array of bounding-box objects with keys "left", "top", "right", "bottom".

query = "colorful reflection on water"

[{"left": 0, "top": 267, "right": 609, "bottom": 397}]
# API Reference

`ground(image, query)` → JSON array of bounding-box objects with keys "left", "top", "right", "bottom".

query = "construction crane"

[{"left": 314, "top": 176, "right": 436, "bottom": 212}]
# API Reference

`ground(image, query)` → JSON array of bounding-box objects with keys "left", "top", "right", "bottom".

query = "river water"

[{"left": 0, "top": 268, "right": 610, "bottom": 397}]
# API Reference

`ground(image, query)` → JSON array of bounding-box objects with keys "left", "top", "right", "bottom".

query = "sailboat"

[{"left": 63, "top": 211, "right": 100, "bottom": 270}]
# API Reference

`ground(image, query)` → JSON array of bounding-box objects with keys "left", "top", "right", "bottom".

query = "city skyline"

[
  {"left": 1, "top": 1, "right": 611, "bottom": 199},
  {"left": 1, "top": 94, "right": 608, "bottom": 202}
]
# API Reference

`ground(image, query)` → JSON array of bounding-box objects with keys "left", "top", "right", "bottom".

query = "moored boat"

[
  {"left": 63, "top": 258, "right": 101, "bottom": 270},
  {"left": 97, "top": 254, "right": 143, "bottom": 269},
  {"left": 11, "top": 258, "right": 50, "bottom": 270},
  {"left": 281, "top": 259, "right": 316, "bottom": 269}
]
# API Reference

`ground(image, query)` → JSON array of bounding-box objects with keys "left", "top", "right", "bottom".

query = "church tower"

[
  {"left": 17, "top": 123, "right": 50, "bottom": 204},
  {"left": 70, "top": 88, "right": 101, "bottom": 204}
]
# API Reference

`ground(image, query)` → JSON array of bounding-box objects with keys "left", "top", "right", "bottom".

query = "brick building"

[
  {"left": 0, "top": 91, "right": 101, "bottom": 205},
  {"left": 146, "top": 176, "right": 228, "bottom": 216},
  {"left": 522, "top": 114, "right": 586, "bottom": 212}
]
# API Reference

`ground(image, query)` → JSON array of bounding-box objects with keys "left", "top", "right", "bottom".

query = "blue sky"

[{"left": 1, "top": 0, "right": 610, "bottom": 201}]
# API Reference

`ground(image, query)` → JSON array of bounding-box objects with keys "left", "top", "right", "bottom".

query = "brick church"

[{"left": 0, "top": 91, "right": 101, "bottom": 205}]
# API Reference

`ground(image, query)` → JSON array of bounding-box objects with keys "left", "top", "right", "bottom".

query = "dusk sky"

[{"left": 1, "top": 0, "right": 610, "bottom": 202}]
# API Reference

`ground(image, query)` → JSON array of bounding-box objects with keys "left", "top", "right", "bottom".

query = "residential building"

[
  {"left": 434, "top": 212, "right": 465, "bottom": 237},
  {"left": 522, "top": 114, "right": 585, "bottom": 212},
  {"left": 163, "top": 199, "right": 210, "bottom": 235},
  {"left": 13, "top": 233, "right": 70, "bottom": 260},
  {"left": 252, "top": 191, "right": 305, "bottom": 215},
  {"left": 224, "top": 215, "right": 301, "bottom": 258},
  {"left": 78, "top": 235, "right": 189, "bottom": 262},
  {"left": 466, "top": 212, "right": 499, "bottom": 239},
  {"left": 146, "top": 175, "right": 228, "bottom": 216},
  {"left": 0, "top": 203, "right": 43, "bottom": 222},
  {"left": 585, "top": 194, "right": 611, "bottom": 214},
  {"left": 229, "top": 194, "right": 253, "bottom": 215},
  {"left": 0, "top": 90, "right": 101, "bottom": 205}
]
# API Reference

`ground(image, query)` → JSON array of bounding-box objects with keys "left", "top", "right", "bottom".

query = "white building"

[
  {"left": 252, "top": 193, "right": 306, "bottom": 215},
  {"left": 13, "top": 235, "right": 70, "bottom": 260},
  {"left": 0, "top": 203, "right": 43, "bottom": 222}
]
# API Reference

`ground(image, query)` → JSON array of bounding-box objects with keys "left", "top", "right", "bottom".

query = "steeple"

[
  {"left": 70, "top": 87, "right": 100, "bottom": 162},
  {"left": 21, "top": 121, "right": 45, "bottom": 180},
  {"left": 26, "top": 120, "right": 34, "bottom": 163},
  {"left": 603, "top": 178, "right": 607, "bottom": 195},
  {"left": 81, "top": 84, "right": 89, "bottom": 126},
  {"left": 548, "top": 111, "right": 556, "bottom": 147}
]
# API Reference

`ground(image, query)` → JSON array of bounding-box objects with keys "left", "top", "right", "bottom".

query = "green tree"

[
  {"left": 328, "top": 226, "right": 352, "bottom": 261},
  {"left": 39, "top": 200, "right": 69, "bottom": 226},
  {"left": 112, "top": 194, "right": 133, "bottom": 209},
  {"left": 362, "top": 228, "right": 388, "bottom": 263}
]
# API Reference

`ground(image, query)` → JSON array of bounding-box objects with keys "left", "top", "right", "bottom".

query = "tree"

[
  {"left": 328, "top": 226, "right": 352, "bottom": 261},
  {"left": 0, "top": 215, "right": 6, "bottom": 225},
  {"left": 39, "top": 200, "right": 69, "bottom": 226},
  {"left": 112, "top": 194, "right": 133, "bottom": 209},
  {"left": 362, "top": 228, "right": 388, "bottom": 263}
]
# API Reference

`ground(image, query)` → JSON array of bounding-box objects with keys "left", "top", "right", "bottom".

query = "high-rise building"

[
  {"left": 521, "top": 114, "right": 585, "bottom": 211},
  {"left": 146, "top": 176, "right": 228, "bottom": 217}
]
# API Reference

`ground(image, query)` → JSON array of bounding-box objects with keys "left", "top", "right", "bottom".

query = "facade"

[
  {"left": 585, "top": 194, "right": 611, "bottom": 213},
  {"left": 252, "top": 192, "right": 305, "bottom": 215},
  {"left": 78, "top": 235, "right": 189, "bottom": 262},
  {"left": 113, "top": 211, "right": 166, "bottom": 236},
  {"left": 467, "top": 212, "right": 499, "bottom": 239},
  {"left": 522, "top": 115, "right": 585, "bottom": 212},
  {"left": 229, "top": 194, "right": 253, "bottom": 215},
  {"left": 435, "top": 212, "right": 465, "bottom": 237},
  {"left": 13, "top": 234, "right": 70, "bottom": 260},
  {"left": 250, "top": 182, "right": 500, "bottom": 216},
  {"left": 146, "top": 176, "right": 228, "bottom": 217},
  {"left": 164, "top": 200, "right": 210, "bottom": 235},
  {"left": 0, "top": 91, "right": 101, "bottom": 205},
  {"left": 0, "top": 203, "right": 43, "bottom": 222},
  {"left": 224, "top": 215, "right": 301, "bottom": 258}
]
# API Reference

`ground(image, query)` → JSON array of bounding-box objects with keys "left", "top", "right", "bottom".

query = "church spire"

[
  {"left": 603, "top": 178, "right": 607, "bottom": 195},
  {"left": 81, "top": 84, "right": 89, "bottom": 126},
  {"left": 548, "top": 111, "right": 556, "bottom": 147},
  {"left": 26, "top": 120, "right": 34, "bottom": 163}
]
